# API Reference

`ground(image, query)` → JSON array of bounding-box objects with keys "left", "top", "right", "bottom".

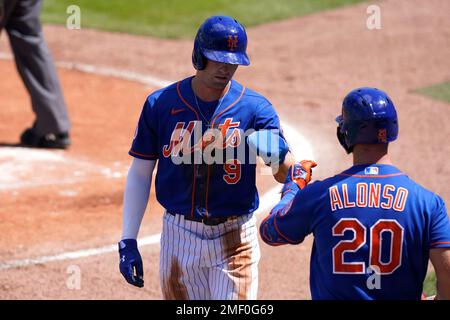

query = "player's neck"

[
  {"left": 192, "top": 76, "right": 229, "bottom": 102},
  {"left": 352, "top": 144, "right": 393, "bottom": 166}
]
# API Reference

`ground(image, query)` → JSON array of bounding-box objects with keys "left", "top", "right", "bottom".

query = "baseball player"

[
  {"left": 0, "top": 0, "right": 71, "bottom": 148},
  {"left": 118, "top": 15, "right": 293, "bottom": 300},
  {"left": 260, "top": 87, "right": 450, "bottom": 300}
]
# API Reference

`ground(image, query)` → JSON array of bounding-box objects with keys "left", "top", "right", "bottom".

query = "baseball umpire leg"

[{"left": 5, "top": 0, "right": 70, "bottom": 136}]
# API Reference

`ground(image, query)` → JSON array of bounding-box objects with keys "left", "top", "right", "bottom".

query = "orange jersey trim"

[
  {"left": 204, "top": 85, "right": 246, "bottom": 216},
  {"left": 273, "top": 214, "right": 300, "bottom": 244},
  {"left": 210, "top": 86, "right": 246, "bottom": 128},
  {"left": 176, "top": 80, "right": 201, "bottom": 218},
  {"left": 430, "top": 241, "right": 450, "bottom": 247},
  {"left": 176, "top": 81, "right": 200, "bottom": 120},
  {"left": 129, "top": 150, "right": 158, "bottom": 159},
  {"left": 260, "top": 214, "right": 288, "bottom": 246}
]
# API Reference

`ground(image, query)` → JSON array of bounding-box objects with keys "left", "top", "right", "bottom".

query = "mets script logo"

[
  {"left": 227, "top": 35, "right": 238, "bottom": 51},
  {"left": 162, "top": 118, "right": 241, "bottom": 158}
]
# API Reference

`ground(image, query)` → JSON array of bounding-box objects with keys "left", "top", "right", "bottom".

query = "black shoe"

[{"left": 20, "top": 128, "right": 71, "bottom": 149}]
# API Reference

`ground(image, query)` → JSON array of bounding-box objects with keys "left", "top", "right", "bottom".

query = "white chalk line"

[
  {"left": 0, "top": 52, "right": 314, "bottom": 271},
  {"left": 0, "top": 147, "right": 129, "bottom": 191},
  {"left": 0, "top": 51, "right": 171, "bottom": 88},
  {"left": 0, "top": 234, "right": 162, "bottom": 271}
]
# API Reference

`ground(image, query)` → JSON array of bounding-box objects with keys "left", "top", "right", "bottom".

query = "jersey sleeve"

[
  {"left": 260, "top": 183, "right": 318, "bottom": 245},
  {"left": 429, "top": 195, "right": 450, "bottom": 248},
  {"left": 253, "top": 101, "right": 288, "bottom": 165},
  {"left": 129, "top": 96, "right": 159, "bottom": 160},
  {"left": 274, "top": 184, "right": 317, "bottom": 243},
  {"left": 254, "top": 102, "right": 283, "bottom": 132}
]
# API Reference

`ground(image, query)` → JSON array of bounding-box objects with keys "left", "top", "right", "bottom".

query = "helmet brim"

[{"left": 202, "top": 49, "right": 250, "bottom": 66}]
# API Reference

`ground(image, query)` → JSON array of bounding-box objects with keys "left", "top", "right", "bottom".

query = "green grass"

[
  {"left": 42, "top": 0, "right": 366, "bottom": 38},
  {"left": 423, "top": 271, "right": 436, "bottom": 297},
  {"left": 415, "top": 81, "right": 450, "bottom": 104}
]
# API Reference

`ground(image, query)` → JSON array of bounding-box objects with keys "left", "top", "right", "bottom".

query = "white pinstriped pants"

[{"left": 160, "top": 211, "right": 260, "bottom": 300}]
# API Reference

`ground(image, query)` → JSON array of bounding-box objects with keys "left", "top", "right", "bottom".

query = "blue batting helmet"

[
  {"left": 336, "top": 87, "right": 398, "bottom": 153},
  {"left": 192, "top": 15, "right": 250, "bottom": 70}
]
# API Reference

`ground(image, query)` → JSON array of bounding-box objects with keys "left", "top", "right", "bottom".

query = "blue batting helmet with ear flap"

[
  {"left": 336, "top": 87, "right": 399, "bottom": 154},
  {"left": 192, "top": 15, "right": 250, "bottom": 70}
]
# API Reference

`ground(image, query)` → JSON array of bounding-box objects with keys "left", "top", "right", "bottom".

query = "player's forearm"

[
  {"left": 272, "top": 152, "right": 294, "bottom": 183},
  {"left": 121, "top": 159, "right": 156, "bottom": 240},
  {"left": 436, "top": 278, "right": 450, "bottom": 300},
  {"left": 430, "top": 248, "right": 450, "bottom": 300},
  {"left": 436, "top": 264, "right": 450, "bottom": 300}
]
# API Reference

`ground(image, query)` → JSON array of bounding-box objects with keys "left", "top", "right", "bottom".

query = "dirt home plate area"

[{"left": 0, "top": 0, "right": 449, "bottom": 299}]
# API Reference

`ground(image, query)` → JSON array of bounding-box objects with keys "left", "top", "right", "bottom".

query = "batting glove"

[
  {"left": 118, "top": 239, "right": 144, "bottom": 288},
  {"left": 281, "top": 160, "right": 317, "bottom": 195}
]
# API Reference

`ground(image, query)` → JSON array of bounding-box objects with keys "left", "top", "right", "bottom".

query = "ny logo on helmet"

[{"left": 227, "top": 35, "right": 238, "bottom": 51}]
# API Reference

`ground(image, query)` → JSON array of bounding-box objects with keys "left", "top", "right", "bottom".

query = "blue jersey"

[
  {"left": 130, "top": 76, "right": 283, "bottom": 218},
  {"left": 260, "top": 164, "right": 450, "bottom": 300}
]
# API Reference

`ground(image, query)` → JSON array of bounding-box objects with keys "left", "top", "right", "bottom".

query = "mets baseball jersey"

[
  {"left": 130, "top": 76, "right": 283, "bottom": 218},
  {"left": 260, "top": 164, "right": 450, "bottom": 300}
]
